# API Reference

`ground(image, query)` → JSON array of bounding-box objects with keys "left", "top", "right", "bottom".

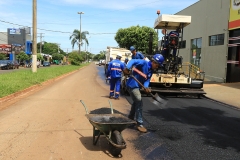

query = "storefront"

[
  {"left": 227, "top": 0, "right": 240, "bottom": 82},
  {"left": 176, "top": 0, "right": 240, "bottom": 82}
]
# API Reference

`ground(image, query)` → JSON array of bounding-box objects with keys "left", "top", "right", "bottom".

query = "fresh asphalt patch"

[{"left": 97, "top": 65, "right": 240, "bottom": 160}]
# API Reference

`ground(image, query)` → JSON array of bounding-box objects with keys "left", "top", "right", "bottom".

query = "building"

[
  {"left": 0, "top": 27, "right": 32, "bottom": 60},
  {"left": 170, "top": 0, "right": 239, "bottom": 82}
]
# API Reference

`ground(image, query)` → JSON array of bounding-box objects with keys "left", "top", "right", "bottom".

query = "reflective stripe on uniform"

[{"left": 111, "top": 68, "right": 122, "bottom": 71}]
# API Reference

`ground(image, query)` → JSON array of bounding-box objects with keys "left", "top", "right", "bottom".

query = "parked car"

[
  {"left": 12, "top": 61, "right": 20, "bottom": 69},
  {"left": 0, "top": 60, "right": 14, "bottom": 70},
  {"left": 43, "top": 61, "right": 51, "bottom": 67}
]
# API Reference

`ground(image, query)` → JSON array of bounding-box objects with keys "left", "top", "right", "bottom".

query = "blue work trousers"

[
  {"left": 109, "top": 77, "right": 121, "bottom": 98},
  {"left": 127, "top": 88, "right": 143, "bottom": 125}
]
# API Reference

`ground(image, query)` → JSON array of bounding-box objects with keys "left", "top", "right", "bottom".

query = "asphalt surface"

[{"left": 97, "top": 66, "right": 240, "bottom": 160}]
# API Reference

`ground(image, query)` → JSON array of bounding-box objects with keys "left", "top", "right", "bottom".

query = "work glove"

[
  {"left": 144, "top": 88, "right": 151, "bottom": 94},
  {"left": 123, "top": 68, "right": 131, "bottom": 76}
]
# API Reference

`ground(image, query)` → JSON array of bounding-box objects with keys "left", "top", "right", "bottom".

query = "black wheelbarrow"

[{"left": 80, "top": 100, "right": 136, "bottom": 157}]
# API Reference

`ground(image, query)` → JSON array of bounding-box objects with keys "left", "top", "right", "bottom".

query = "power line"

[
  {"left": 37, "top": 18, "right": 153, "bottom": 25},
  {"left": 0, "top": 19, "right": 116, "bottom": 35}
]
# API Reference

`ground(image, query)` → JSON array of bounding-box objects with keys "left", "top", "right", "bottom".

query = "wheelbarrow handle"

[
  {"left": 108, "top": 100, "right": 114, "bottom": 114},
  {"left": 80, "top": 100, "right": 89, "bottom": 114}
]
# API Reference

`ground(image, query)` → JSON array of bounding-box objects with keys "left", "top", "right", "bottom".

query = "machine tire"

[{"left": 109, "top": 130, "right": 124, "bottom": 157}]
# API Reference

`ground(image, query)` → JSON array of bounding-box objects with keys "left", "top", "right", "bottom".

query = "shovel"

[{"left": 130, "top": 75, "right": 168, "bottom": 105}]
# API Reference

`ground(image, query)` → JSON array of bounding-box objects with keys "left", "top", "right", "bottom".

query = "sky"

[{"left": 0, "top": 0, "right": 199, "bottom": 54}]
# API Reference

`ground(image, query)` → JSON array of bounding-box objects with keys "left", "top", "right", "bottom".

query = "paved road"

[
  {"left": 1, "top": 64, "right": 239, "bottom": 160},
  {"left": 98, "top": 66, "right": 240, "bottom": 160},
  {"left": 0, "top": 64, "right": 142, "bottom": 160}
]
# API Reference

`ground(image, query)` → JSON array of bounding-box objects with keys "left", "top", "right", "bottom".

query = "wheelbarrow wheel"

[{"left": 109, "top": 130, "right": 124, "bottom": 157}]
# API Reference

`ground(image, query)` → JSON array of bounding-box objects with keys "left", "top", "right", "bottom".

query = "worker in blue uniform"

[
  {"left": 161, "top": 28, "right": 180, "bottom": 57},
  {"left": 110, "top": 57, "right": 113, "bottom": 62},
  {"left": 124, "top": 58, "right": 129, "bottom": 67},
  {"left": 107, "top": 54, "right": 125, "bottom": 100},
  {"left": 106, "top": 57, "right": 114, "bottom": 83},
  {"left": 123, "top": 54, "right": 164, "bottom": 133},
  {"left": 130, "top": 46, "right": 144, "bottom": 59}
]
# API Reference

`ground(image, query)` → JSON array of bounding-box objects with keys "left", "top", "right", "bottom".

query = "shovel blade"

[{"left": 152, "top": 93, "right": 168, "bottom": 106}]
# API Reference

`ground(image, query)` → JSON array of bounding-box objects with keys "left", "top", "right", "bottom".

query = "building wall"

[
  {"left": 0, "top": 32, "right": 8, "bottom": 44},
  {"left": 176, "top": 0, "right": 230, "bottom": 82}
]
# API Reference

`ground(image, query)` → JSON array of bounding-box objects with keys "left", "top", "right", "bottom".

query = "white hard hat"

[{"left": 116, "top": 53, "right": 122, "bottom": 58}]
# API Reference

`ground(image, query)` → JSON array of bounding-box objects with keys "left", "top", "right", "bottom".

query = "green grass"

[{"left": 0, "top": 64, "right": 88, "bottom": 98}]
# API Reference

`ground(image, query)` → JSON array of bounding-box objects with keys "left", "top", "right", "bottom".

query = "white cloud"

[{"left": 56, "top": 0, "right": 198, "bottom": 10}]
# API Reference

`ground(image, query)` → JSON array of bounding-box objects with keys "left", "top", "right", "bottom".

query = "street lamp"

[{"left": 77, "top": 12, "right": 84, "bottom": 54}]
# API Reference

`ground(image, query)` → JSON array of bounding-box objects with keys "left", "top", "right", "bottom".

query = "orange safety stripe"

[
  {"left": 115, "top": 92, "right": 120, "bottom": 94},
  {"left": 229, "top": 19, "right": 240, "bottom": 30},
  {"left": 133, "top": 68, "right": 147, "bottom": 79},
  {"left": 110, "top": 90, "right": 114, "bottom": 92},
  {"left": 111, "top": 68, "right": 122, "bottom": 71}
]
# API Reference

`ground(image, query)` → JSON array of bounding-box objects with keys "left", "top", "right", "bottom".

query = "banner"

[
  {"left": 12, "top": 44, "right": 24, "bottom": 54},
  {"left": 9, "top": 28, "right": 21, "bottom": 35},
  {"left": 229, "top": 0, "right": 240, "bottom": 30},
  {"left": 0, "top": 44, "right": 12, "bottom": 54}
]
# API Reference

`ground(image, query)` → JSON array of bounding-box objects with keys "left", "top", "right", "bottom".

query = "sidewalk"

[{"left": 203, "top": 82, "right": 240, "bottom": 108}]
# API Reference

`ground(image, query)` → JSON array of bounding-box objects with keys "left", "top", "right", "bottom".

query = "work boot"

[
  {"left": 109, "top": 96, "right": 114, "bottom": 99},
  {"left": 114, "top": 97, "right": 119, "bottom": 100},
  {"left": 136, "top": 124, "right": 147, "bottom": 133}
]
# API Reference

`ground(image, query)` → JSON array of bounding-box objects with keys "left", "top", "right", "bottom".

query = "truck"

[{"left": 104, "top": 46, "right": 132, "bottom": 76}]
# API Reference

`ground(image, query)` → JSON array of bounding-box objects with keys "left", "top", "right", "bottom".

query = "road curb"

[
  {"left": 203, "top": 95, "right": 240, "bottom": 110},
  {"left": 0, "top": 66, "right": 86, "bottom": 107}
]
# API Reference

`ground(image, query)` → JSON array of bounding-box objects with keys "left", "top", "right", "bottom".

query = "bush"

[{"left": 68, "top": 52, "right": 83, "bottom": 65}]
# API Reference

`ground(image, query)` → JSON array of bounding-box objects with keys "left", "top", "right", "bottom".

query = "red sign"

[{"left": 0, "top": 44, "right": 12, "bottom": 54}]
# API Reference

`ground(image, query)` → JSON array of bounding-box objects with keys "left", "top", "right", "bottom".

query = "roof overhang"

[{"left": 154, "top": 14, "right": 191, "bottom": 30}]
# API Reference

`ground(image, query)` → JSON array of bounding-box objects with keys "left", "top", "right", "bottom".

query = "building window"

[
  {"left": 191, "top": 38, "right": 202, "bottom": 67},
  {"left": 179, "top": 40, "right": 186, "bottom": 49},
  {"left": 209, "top": 34, "right": 224, "bottom": 46}
]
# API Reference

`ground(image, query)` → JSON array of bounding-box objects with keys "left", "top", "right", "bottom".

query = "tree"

[
  {"left": 69, "top": 29, "right": 89, "bottom": 52},
  {"left": 16, "top": 52, "right": 30, "bottom": 63},
  {"left": 52, "top": 53, "right": 64, "bottom": 61},
  {"left": 68, "top": 51, "right": 84, "bottom": 65},
  {"left": 115, "top": 25, "right": 158, "bottom": 54},
  {"left": 37, "top": 42, "right": 66, "bottom": 56},
  {"left": 37, "top": 53, "right": 44, "bottom": 61},
  {"left": 0, "top": 53, "right": 7, "bottom": 60},
  {"left": 92, "top": 50, "right": 106, "bottom": 61}
]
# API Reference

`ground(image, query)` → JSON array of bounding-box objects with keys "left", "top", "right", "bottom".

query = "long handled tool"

[{"left": 130, "top": 75, "right": 168, "bottom": 105}]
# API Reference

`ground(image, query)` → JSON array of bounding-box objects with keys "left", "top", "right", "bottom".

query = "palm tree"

[{"left": 69, "top": 29, "right": 89, "bottom": 53}]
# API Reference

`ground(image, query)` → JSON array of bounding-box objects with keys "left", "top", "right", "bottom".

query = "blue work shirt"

[
  {"left": 132, "top": 52, "right": 144, "bottom": 59},
  {"left": 107, "top": 59, "right": 125, "bottom": 78},
  {"left": 163, "top": 30, "right": 179, "bottom": 47},
  {"left": 126, "top": 59, "right": 153, "bottom": 89}
]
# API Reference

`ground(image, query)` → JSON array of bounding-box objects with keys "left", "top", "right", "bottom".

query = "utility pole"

[
  {"left": 38, "top": 33, "right": 44, "bottom": 54},
  {"left": 32, "top": 0, "right": 37, "bottom": 72},
  {"left": 156, "top": 10, "right": 160, "bottom": 52},
  {"left": 57, "top": 43, "right": 60, "bottom": 53},
  {"left": 77, "top": 12, "right": 84, "bottom": 54}
]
